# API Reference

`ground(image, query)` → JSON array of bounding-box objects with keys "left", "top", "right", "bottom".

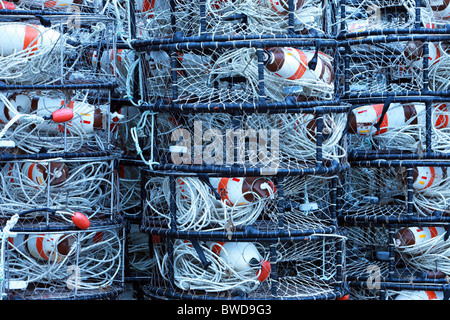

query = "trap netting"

[
  {"left": 115, "top": 106, "right": 145, "bottom": 219},
  {"left": 124, "top": 223, "right": 155, "bottom": 280},
  {"left": 132, "top": 109, "right": 347, "bottom": 172},
  {"left": 340, "top": 36, "right": 450, "bottom": 98},
  {"left": 0, "top": 13, "right": 119, "bottom": 86},
  {"left": 339, "top": 162, "right": 450, "bottom": 219},
  {"left": 339, "top": 0, "right": 450, "bottom": 34},
  {"left": 0, "top": 222, "right": 124, "bottom": 300},
  {"left": 343, "top": 225, "right": 450, "bottom": 299},
  {"left": 342, "top": 226, "right": 390, "bottom": 283},
  {"left": 118, "top": 164, "right": 142, "bottom": 218},
  {"left": 336, "top": 0, "right": 450, "bottom": 99},
  {"left": 142, "top": 234, "right": 346, "bottom": 300},
  {"left": 142, "top": 170, "right": 341, "bottom": 234},
  {"left": 142, "top": 41, "right": 338, "bottom": 105},
  {"left": 0, "top": 153, "right": 121, "bottom": 228},
  {"left": 135, "top": 0, "right": 334, "bottom": 39},
  {"left": 338, "top": 0, "right": 416, "bottom": 34},
  {"left": 0, "top": 89, "right": 125, "bottom": 153}
]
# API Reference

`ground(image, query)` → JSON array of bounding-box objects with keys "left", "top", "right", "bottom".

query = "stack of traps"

[
  {"left": 0, "top": 4, "right": 127, "bottom": 300},
  {"left": 338, "top": 0, "right": 450, "bottom": 300},
  {"left": 128, "top": 0, "right": 349, "bottom": 300}
]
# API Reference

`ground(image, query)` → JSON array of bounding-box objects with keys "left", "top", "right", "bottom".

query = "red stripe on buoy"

[
  {"left": 36, "top": 235, "right": 49, "bottom": 260},
  {"left": 372, "top": 104, "right": 388, "bottom": 134},
  {"left": 429, "top": 227, "right": 438, "bottom": 238},
  {"left": 435, "top": 104, "right": 449, "bottom": 129},
  {"left": 44, "top": 0, "right": 57, "bottom": 8},
  {"left": 426, "top": 291, "right": 438, "bottom": 300},
  {"left": 27, "top": 163, "right": 35, "bottom": 181},
  {"left": 212, "top": 242, "right": 225, "bottom": 256},
  {"left": 218, "top": 178, "right": 232, "bottom": 205},
  {"left": 287, "top": 49, "right": 307, "bottom": 80},
  {"left": 424, "top": 167, "right": 436, "bottom": 189},
  {"left": 23, "top": 25, "right": 40, "bottom": 55}
]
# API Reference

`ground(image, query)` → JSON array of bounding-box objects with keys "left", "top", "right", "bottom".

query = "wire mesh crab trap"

[
  {"left": 142, "top": 169, "right": 344, "bottom": 235},
  {"left": 140, "top": 232, "right": 346, "bottom": 300},
  {"left": 128, "top": 0, "right": 350, "bottom": 175},
  {"left": 146, "top": 97, "right": 350, "bottom": 162},
  {"left": 0, "top": 220, "right": 124, "bottom": 300},
  {"left": 131, "top": 108, "right": 349, "bottom": 178},
  {"left": 338, "top": 1, "right": 450, "bottom": 104},
  {"left": 339, "top": 159, "right": 450, "bottom": 223},
  {"left": 134, "top": 0, "right": 339, "bottom": 39},
  {"left": 0, "top": 11, "right": 120, "bottom": 86},
  {"left": 0, "top": 151, "right": 121, "bottom": 229},
  {"left": 337, "top": 34, "right": 450, "bottom": 100},
  {"left": 0, "top": 12, "right": 126, "bottom": 154},
  {"left": 345, "top": 97, "right": 450, "bottom": 159},
  {"left": 337, "top": 158, "right": 450, "bottom": 299},
  {"left": 129, "top": 31, "right": 351, "bottom": 180},
  {"left": 130, "top": 38, "right": 350, "bottom": 174},
  {"left": 339, "top": 0, "right": 450, "bottom": 37},
  {"left": 0, "top": 88, "right": 125, "bottom": 153},
  {"left": 140, "top": 38, "right": 340, "bottom": 107},
  {"left": 337, "top": 0, "right": 450, "bottom": 101},
  {"left": 342, "top": 223, "right": 450, "bottom": 298},
  {"left": 137, "top": 151, "right": 347, "bottom": 300}
]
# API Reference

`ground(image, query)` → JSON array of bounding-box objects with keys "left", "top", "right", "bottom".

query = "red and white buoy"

[
  {"left": 209, "top": 177, "right": 276, "bottom": 206},
  {"left": 263, "top": 47, "right": 334, "bottom": 85},
  {"left": 9, "top": 233, "right": 77, "bottom": 262},
  {"left": 394, "top": 226, "right": 446, "bottom": 254},
  {"left": 4, "top": 161, "right": 69, "bottom": 186},
  {"left": 0, "top": 23, "right": 61, "bottom": 57},
  {"left": 412, "top": 166, "right": 447, "bottom": 191},
  {"left": 348, "top": 103, "right": 450, "bottom": 136},
  {"left": 209, "top": 242, "right": 271, "bottom": 282},
  {"left": 395, "top": 290, "right": 444, "bottom": 300}
]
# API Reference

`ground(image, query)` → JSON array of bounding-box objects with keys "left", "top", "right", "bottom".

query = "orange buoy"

[
  {"left": 51, "top": 108, "right": 74, "bottom": 123},
  {"left": 0, "top": 1, "right": 15, "bottom": 9},
  {"left": 71, "top": 211, "right": 90, "bottom": 229}
]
